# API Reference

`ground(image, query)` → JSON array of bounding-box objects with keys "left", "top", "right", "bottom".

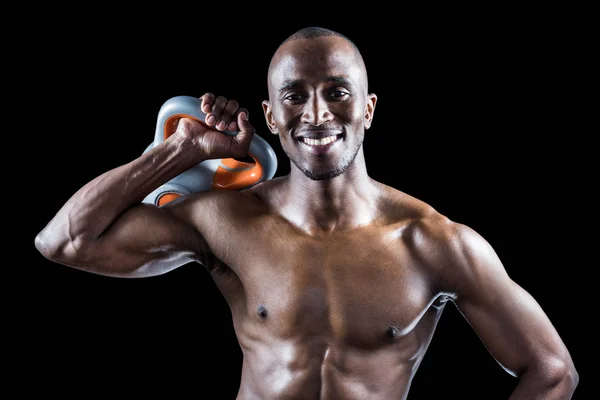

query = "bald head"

[
  {"left": 277, "top": 27, "right": 362, "bottom": 61},
  {"left": 267, "top": 27, "right": 368, "bottom": 95}
]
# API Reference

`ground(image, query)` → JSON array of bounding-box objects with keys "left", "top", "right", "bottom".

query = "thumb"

[{"left": 233, "top": 110, "right": 255, "bottom": 152}]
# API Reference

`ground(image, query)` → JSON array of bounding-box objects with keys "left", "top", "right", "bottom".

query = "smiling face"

[{"left": 263, "top": 36, "right": 377, "bottom": 181}]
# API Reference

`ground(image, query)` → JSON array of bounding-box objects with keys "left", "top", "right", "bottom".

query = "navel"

[{"left": 258, "top": 305, "right": 268, "bottom": 318}]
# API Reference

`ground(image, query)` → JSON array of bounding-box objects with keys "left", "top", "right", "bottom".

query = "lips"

[
  {"left": 297, "top": 132, "right": 344, "bottom": 155},
  {"left": 295, "top": 129, "right": 343, "bottom": 140}
]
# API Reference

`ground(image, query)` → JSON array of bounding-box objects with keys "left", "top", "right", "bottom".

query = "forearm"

[
  {"left": 508, "top": 364, "right": 579, "bottom": 400},
  {"left": 36, "top": 134, "right": 203, "bottom": 254}
]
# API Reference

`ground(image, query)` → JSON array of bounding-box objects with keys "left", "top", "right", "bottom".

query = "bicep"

[
  {"left": 438, "top": 224, "right": 572, "bottom": 378},
  {"left": 72, "top": 202, "right": 211, "bottom": 278},
  {"left": 453, "top": 268, "right": 565, "bottom": 377}
]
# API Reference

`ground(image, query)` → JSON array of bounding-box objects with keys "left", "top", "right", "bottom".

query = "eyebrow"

[{"left": 278, "top": 76, "right": 353, "bottom": 92}]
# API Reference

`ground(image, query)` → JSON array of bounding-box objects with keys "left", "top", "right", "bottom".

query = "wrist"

[{"left": 164, "top": 132, "right": 208, "bottom": 166}]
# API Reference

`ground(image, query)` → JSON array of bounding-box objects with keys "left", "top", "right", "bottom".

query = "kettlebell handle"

[{"left": 155, "top": 95, "right": 277, "bottom": 190}]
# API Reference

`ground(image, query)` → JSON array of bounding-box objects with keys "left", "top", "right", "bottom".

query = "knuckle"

[
  {"left": 200, "top": 93, "right": 214, "bottom": 106},
  {"left": 178, "top": 118, "right": 193, "bottom": 130}
]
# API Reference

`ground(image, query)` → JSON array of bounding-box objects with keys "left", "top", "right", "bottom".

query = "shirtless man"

[{"left": 34, "top": 26, "right": 578, "bottom": 399}]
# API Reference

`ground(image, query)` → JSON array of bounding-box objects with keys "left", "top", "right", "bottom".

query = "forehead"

[{"left": 269, "top": 37, "right": 365, "bottom": 90}]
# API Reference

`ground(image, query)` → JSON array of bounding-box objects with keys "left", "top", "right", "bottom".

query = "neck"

[{"left": 281, "top": 150, "right": 380, "bottom": 235}]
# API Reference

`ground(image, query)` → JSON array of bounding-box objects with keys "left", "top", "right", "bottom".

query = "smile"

[
  {"left": 299, "top": 135, "right": 341, "bottom": 146},
  {"left": 297, "top": 133, "right": 344, "bottom": 155}
]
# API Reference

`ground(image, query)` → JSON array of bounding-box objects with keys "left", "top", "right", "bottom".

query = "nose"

[{"left": 300, "top": 93, "right": 334, "bottom": 126}]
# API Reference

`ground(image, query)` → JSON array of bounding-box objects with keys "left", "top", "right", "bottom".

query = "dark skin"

[{"left": 35, "top": 36, "right": 578, "bottom": 399}]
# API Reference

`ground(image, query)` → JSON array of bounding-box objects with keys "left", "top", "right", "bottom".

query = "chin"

[
  {"left": 295, "top": 160, "right": 350, "bottom": 181},
  {"left": 286, "top": 139, "right": 362, "bottom": 181},
  {"left": 303, "top": 167, "right": 346, "bottom": 181}
]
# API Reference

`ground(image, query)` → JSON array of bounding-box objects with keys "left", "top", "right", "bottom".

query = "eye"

[
  {"left": 283, "top": 93, "right": 305, "bottom": 102},
  {"left": 329, "top": 90, "right": 349, "bottom": 99}
]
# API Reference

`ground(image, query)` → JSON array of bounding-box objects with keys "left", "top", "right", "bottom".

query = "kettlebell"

[{"left": 142, "top": 95, "right": 278, "bottom": 206}]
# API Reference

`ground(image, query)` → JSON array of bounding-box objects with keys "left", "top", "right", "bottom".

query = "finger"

[
  {"left": 216, "top": 99, "right": 239, "bottom": 131},
  {"left": 227, "top": 120, "right": 238, "bottom": 132},
  {"left": 232, "top": 110, "right": 255, "bottom": 154},
  {"left": 207, "top": 96, "right": 228, "bottom": 128},
  {"left": 199, "top": 93, "right": 215, "bottom": 114},
  {"left": 227, "top": 109, "right": 247, "bottom": 132}
]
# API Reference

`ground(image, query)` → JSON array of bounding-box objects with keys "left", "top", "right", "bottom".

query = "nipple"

[
  {"left": 386, "top": 325, "right": 399, "bottom": 339},
  {"left": 258, "top": 305, "right": 268, "bottom": 318}
]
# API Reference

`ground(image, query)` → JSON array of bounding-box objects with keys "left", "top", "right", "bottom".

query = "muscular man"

[{"left": 35, "top": 26, "right": 578, "bottom": 399}]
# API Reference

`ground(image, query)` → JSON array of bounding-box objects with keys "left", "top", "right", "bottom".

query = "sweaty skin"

[{"left": 35, "top": 34, "right": 578, "bottom": 399}]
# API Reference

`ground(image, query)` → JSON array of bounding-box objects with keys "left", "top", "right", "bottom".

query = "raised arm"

[
  {"left": 422, "top": 216, "right": 578, "bottom": 399},
  {"left": 35, "top": 94, "right": 255, "bottom": 278}
]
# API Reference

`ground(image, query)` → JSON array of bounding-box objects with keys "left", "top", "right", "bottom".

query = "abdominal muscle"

[{"left": 233, "top": 305, "right": 444, "bottom": 400}]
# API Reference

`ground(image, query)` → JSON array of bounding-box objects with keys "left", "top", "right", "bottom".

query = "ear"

[
  {"left": 262, "top": 100, "right": 279, "bottom": 135},
  {"left": 364, "top": 93, "right": 378, "bottom": 130}
]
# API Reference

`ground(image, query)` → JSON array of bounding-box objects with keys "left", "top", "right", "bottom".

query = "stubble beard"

[{"left": 286, "top": 140, "right": 363, "bottom": 181}]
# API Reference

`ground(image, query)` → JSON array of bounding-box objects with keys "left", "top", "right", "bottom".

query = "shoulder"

[
  {"left": 413, "top": 211, "right": 504, "bottom": 296},
  {"left": 157, "top": 176, "right": 292, "bottom": 231},
  {"left": 379, "top": 183, "right": 499, "bottom": 290},
  {"left": 160, "top": 182, "right": 272, "bottom": 226},
  {"left": 377, "top": 181, "right": 484, "bottom": 251},
  {"left": 375, "top": 181, "right": 443, "bottom": 228},
  {"left": 411, "top": 211, "right": 493, "bottom": 267}
]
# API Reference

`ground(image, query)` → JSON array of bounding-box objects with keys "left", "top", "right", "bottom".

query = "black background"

[{"left": 21, "top": 5, "right": 593, "bottom": 400}]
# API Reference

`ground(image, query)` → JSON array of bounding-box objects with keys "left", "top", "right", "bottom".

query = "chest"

[{"left": 231, "top": 229, "right": 436, "bottom": 346}]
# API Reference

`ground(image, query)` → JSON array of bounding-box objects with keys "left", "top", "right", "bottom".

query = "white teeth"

[{"left": 301, "top": 135, "right": 338, "bottom": 146}]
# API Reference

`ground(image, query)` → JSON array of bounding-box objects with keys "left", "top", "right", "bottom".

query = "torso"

[{"left": 194, "top": 178, "right": 453, "bottom": 400}]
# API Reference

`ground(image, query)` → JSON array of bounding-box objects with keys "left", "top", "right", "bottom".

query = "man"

[{"left": 35, "top": 26, "right": 578, "bottom": 399}]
